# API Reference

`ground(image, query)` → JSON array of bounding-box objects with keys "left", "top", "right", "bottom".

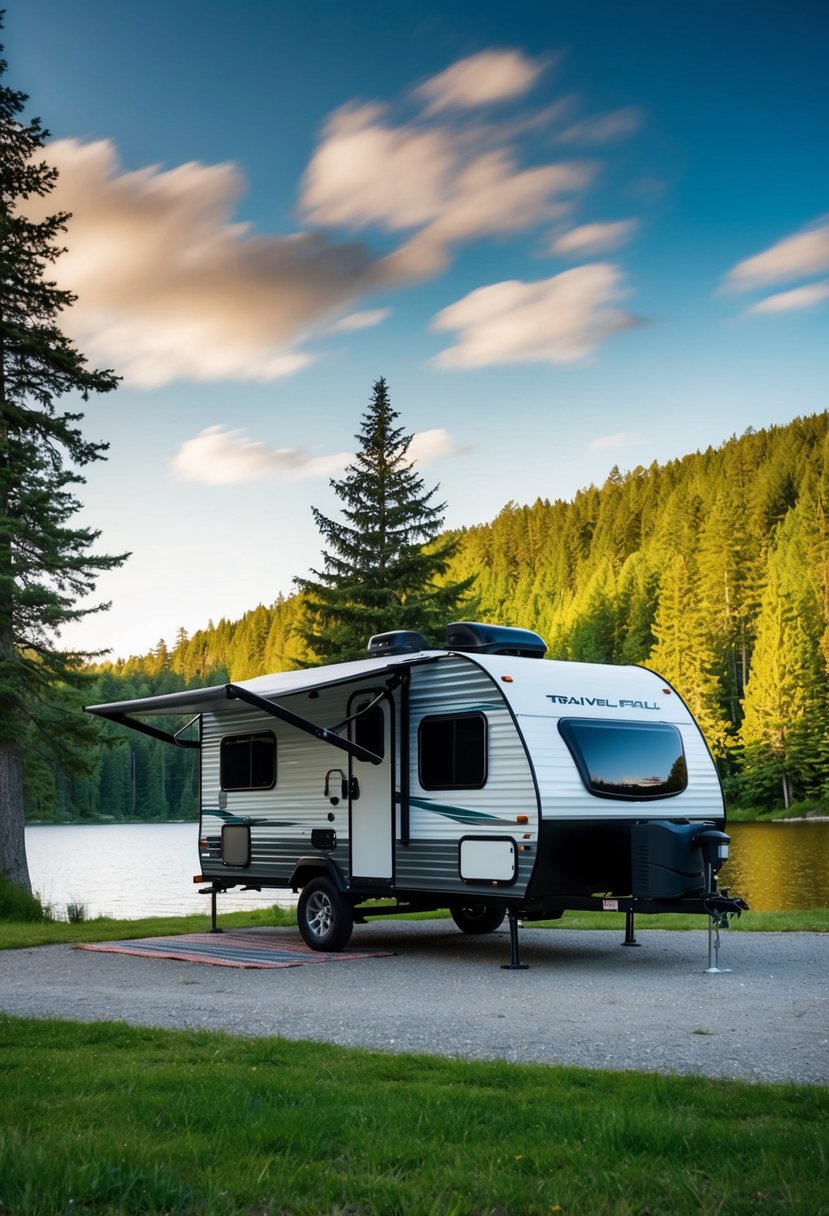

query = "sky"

[{"left": 7, "top": 0, "right": 829, "bottom": 661}]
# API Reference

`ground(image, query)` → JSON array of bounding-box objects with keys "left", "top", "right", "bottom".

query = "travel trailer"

[{"left": 86, "top": 622, "right": 747, "bottom": 967}]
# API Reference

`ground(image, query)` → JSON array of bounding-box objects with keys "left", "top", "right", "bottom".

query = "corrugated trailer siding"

[
  {"left": 200, "top": 677, "right": 400, "bottom": 886},
  {"left": 408, "top": 657, "right": 538, "bottom": 835},
  {"left": 394, "top": 839, "right": 537, "bottom": 895},
  {"left": 518, "top": 713, "right": 723, "bottom": 820},
  {"left": 397, "top": 657, "right": 538, "bottom": 895}
]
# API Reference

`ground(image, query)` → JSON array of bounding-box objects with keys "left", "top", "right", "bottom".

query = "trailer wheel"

[
  {"left": 450, "top": 904, "right": 506, "bottom": 935},
  {"left": 297, "top": 877, "right": 354, "bottom": 952}
]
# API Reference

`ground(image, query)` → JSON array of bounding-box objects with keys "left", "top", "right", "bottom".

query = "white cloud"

[
  {"left": 172, "top": 425, "right": 464, "bottom": 485},
  {"left": 171, "top": 426, "right": 352, "bottom": 485},
  {"left": 300, "top": 105, "right": 591, "bottom": 285},
  {"left": 587, "top": 431, "right": 641, "bottom": 453},
  {"left": 29, "top": 139, "right": 378, "bottom": 387},
  {"left": 552, "top": 219, "right": 638, "bottom": 257},
  {"left": 21, "top": 49, "right": 644, "bottom": 389},
  {"left": 408, "top": 428, "right": 470, "bottom": 463},
  {"left": 722, "top": 218, "right": 829, "bottom": 292},
  {"left": 432, "top": 264, "right": 637, "bottom": 368},
  {"left": 556, "top": 107, "right": 643, "bottom": 145},
  {"left": 301, "top": 105, "right": 589, "bottom": 244},
  {"left": 747, "top": 281, "right": 829, "bottom": 314},
  {"left": 413, "top": 50, "right": 546, "bottom": 114},
  {"left": 328, "top": 308, "right": 392, "bottom": 332}
]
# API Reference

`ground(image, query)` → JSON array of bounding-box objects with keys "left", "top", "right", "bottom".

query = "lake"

[{"left": 21, "top": 819, "right": 829, "bottom": 921}]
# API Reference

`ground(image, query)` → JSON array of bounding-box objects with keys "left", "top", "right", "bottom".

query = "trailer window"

[
  {"left": 419, "top": 713, "right": 487, "bottom": 789},
  {"left": 559, "top": 719, "right": 687, "bottom": 800},
  {"left": 354, "top": 701, "right": 385, "bottom": 760},
  {"left": 220, "top": 731, "right": 276, "bottom": 791}
]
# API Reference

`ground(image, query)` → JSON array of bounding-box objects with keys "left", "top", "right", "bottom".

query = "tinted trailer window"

[{"left": 559, "top": 719, "right": 687, "bottom": 800}]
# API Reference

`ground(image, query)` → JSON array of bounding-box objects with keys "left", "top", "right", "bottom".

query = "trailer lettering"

[{"left": 547, "top": 694, "right": 660, "bottom": 711}]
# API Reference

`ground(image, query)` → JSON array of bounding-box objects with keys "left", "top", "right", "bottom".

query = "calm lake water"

[{"left": 22, "top": 819, "right": 829, "bottom": 921}]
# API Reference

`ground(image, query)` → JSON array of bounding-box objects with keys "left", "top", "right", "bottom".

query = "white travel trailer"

[{"left": 86, "top": 622, "right": 746, "bottom": 966}]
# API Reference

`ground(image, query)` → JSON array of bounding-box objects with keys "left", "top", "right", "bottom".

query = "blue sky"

[{"left": 7, "top": 0, "right": 829, "bottom": 660}]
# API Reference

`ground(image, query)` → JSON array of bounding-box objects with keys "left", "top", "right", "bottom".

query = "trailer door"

[{"left": 348, "top": 691, "right": 393, "bottom": 881}]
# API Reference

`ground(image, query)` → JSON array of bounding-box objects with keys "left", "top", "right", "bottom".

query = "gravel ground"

[{"left": 1, "top": 922, "right": 827, "bottom": 1085}]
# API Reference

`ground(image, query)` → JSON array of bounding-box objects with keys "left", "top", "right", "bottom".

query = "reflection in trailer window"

[
  {"left": 220, "top": 731, "right": 276, "bottom": 791},
  {"left": 559, "top": 719, "right": 687, "bottom": 800},
  {"left": 419, "top": 713, "right": 487, "bottom": 789}
]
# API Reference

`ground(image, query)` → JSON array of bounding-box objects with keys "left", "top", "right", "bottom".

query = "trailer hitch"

[{"left": 702, "top": 890, "right": 749, "bottom": 929}]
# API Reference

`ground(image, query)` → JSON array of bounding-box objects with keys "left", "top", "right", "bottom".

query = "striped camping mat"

[{"left": 80, "top": 930, "right": 394, "bottom": 969}]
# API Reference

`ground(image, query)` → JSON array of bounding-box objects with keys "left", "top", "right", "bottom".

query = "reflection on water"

[
  {"left": 720, "top": 821, "right": 829, "bottom": 912},
  {"left": 23, "top": 818, "right": 829, "bottom": 921}
]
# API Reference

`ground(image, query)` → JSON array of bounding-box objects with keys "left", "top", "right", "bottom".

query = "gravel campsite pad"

[{"left": 2, "top": 922, "right": 827, "bottom": 1085}]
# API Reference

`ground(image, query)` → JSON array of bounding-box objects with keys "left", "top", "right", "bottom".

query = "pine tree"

[
  {"left": 0, "top": 28, "right": 127, "bottom": 891},
  {"left": 296, "top": 377, "right": 473, "bottom": 663}
]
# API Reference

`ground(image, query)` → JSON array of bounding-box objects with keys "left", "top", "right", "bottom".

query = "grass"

[
  {"left": 2, "top": 903, "right": 828, "bottom": 951},
  {"left": 0, "top": 904, "right": 295, "bottom": 950},
  {"left": 1, "top": 1015, "right": 827, "bottom": 1216}
]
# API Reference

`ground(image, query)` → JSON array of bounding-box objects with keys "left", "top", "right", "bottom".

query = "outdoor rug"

[{"left": 79, "top": 931, "right": 395, "bottom": 969}]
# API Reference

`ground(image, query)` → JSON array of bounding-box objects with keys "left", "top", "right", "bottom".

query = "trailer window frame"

[
  {"left": 219, "top": 730, "right": 277, "bottom": 792},
  {"left": 558, "top": 718, "right": 687, "bottom": 801},
  {"left": 418, "top": 712, "right": 488, "bottom": 790}
]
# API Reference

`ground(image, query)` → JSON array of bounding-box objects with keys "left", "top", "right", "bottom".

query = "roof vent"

[
  {"left": 444, "top": 621, "right": 547, "bottom": 659},
  {"left": 367, "top": 630, "right": 428, "bottom": 657}
]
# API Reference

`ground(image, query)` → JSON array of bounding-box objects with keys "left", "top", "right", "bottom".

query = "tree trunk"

[
  {"left": 0, "top": 738, "right": 32, "bottom": 893},
  {"left": 782, "top": 771, "right": 793, "bottom": 810}
]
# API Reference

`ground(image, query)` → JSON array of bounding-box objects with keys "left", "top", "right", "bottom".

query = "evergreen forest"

[{"left": 28, "top": 411, "right": 829, "bottom": 822}]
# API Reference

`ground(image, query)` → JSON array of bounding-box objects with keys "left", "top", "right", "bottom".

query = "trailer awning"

[{"left": 85, "top": 652, "right": 440, "bottom": 757}]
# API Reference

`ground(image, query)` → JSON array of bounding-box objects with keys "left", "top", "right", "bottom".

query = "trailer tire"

[
  {"left": 297, "top": 877, "right": 354, "bottom": 952},
  {"left": 450, "top": 904, "right": 506, "bottom": 935}
]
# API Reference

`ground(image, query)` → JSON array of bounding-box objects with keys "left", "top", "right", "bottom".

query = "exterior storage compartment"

[{"left": 630, "top": 820, "right": 705, "bottom": 899}]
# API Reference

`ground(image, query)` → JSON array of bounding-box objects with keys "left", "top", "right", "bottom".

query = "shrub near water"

[
  {"left": 0, "top": 877, "right": 48, "bottom": 923},
  {"left": 1, "top": 1016, "right": 828, "bottom": 1216}
]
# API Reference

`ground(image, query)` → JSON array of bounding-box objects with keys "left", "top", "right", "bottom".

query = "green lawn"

[
  {"left": 1, "top": 1015, "right": 827, "bottom": 1216},
  {"left": 1, "top": 903, "right": 827, "bottom": 950}
]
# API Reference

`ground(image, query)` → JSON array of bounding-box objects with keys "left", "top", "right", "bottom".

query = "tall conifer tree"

[
  {"left": 297, "top": 377, "right": 472, "bottom": 663},
  {"left": 0, "top": 27, "right": 126, "bottom": 891}
]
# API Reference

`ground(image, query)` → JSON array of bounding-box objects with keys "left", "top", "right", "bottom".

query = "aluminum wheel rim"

[{"left": 307, "top": 890, "right": 334, "bottom": 937}]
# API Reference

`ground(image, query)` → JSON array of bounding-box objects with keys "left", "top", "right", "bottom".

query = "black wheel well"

[{"left": 289, "top": 857, "right": 346, "bottom": 893}]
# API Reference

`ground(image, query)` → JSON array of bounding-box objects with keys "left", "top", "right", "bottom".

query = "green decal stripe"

[
  {"left": 409, "top": 796, "right": 513, "bottom": 826},
  {"left": 208, "top": 809, "right": 298, "bottom": 828}
]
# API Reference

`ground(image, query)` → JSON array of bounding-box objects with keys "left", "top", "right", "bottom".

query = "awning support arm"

[
  {"left": 225, "top": 683, "right": 382, "bottom": 764},
  {"left": 103, "top": 712, "right": 201, "bottom": 749}
]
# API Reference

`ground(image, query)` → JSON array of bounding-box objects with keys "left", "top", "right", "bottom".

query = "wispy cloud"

[
  {"left": 28, "top": 46, "right": 645, "bottom": 388},
  {"left": 300, "top": 103, "right": 591, "bottom": 282},
  {"left": 171, "top": 426, "right": 352, "bottom": 485},
  {"left": 413, "top": 49, "right": 546, "bottom": 114},
  {"left": 722, "top": 217, "right": 829, "bottom": 293},
  {"left": 587, "top": 431, "right": 641, "bottom": 453},
  {"left": 432, "top": 264, "right": 638, "bottom": 369},
  {"left": 172, "top": 425, "right": 465, "bottom": 485},
  {"left": 328, "top": 308, "right": 392, "bottom": 332},
  {"left": 408, "top": 428, "right": 471, "bottom": 462},
  {"left": 747, "top": 281, "right": 829, "bottom": 314},
  {"left": 31, "top": 139, "right": 376, "bottom": 388},
  {"left": 556, "top": 106, "right": 643, "bottom": 145},
  {"left": 551, "top": 219, "right": 638, "bottom": 257}
]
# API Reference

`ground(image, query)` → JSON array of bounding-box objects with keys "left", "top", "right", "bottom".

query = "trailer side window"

[
  {"left": 419, "top": 713, "right": 487, "bottom": 789},
  {"left": 559, "top": 719, "right": 687, "bottom": 800},
  {"left": 220, "top": 731, "right": 276, "bottom": 791}
]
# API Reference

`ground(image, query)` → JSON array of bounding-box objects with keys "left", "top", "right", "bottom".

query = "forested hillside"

[{"left": 29, "top": 412, "right": 829, "bottom": 820}]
